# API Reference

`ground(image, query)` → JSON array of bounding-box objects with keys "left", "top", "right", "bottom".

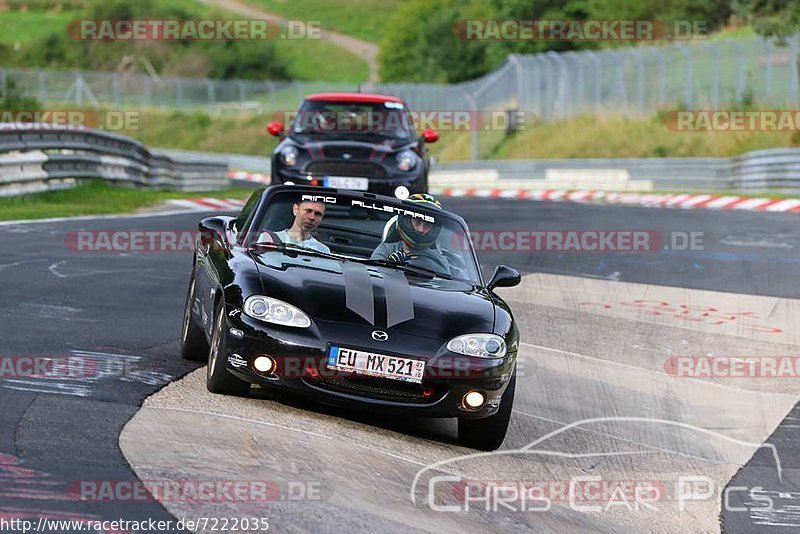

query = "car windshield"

[
  {"left": 248, "top": 190, "right": 482, "bottom": 284},
  {"left": 291, "top": 99, "right": 415, "bottom": 142}
]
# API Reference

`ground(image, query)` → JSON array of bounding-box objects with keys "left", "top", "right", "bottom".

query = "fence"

[
  {"left": 2, "top": 35, "right": 799, "bottom": 160},
  {"left": 0, "top": 124, "right": 229, "bottom": 196}
]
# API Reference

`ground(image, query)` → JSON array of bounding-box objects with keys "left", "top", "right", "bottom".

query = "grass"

[
  {"left": 0, "top": 9, "right": 80, "bottom": 44},
  {"left": 488, "top": 114, "right": 795, "bottom": 160},
  {"left": 0, "top": 0, "right": 369, "bottom": 83},
  {"left": 274, "top": 38, "right": 368, "bottom": 83},
  {"left": 241, "top": 0, "right": 402, "bottom": 43},
  {"left": 61, "top": 106, "right": 799, "bottom": 164},
  {"left": 0, "top": 180, "right": 252, "bottom": 221}
]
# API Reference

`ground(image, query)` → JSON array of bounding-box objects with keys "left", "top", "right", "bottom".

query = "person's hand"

[{"left": 386, "top": 249, "right": 408, "bottom": 264}]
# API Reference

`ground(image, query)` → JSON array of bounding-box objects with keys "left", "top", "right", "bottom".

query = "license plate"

[
  {"left": 323, "top": 176, "right": 369, "bottom": 190},
  {"left": 326, "top": 345, "right": 425, "bottom": 383}
]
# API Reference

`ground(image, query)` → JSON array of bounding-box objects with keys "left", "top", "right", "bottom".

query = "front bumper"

[
  {"left": 272, "top": 166, "right": 425, "bottom": 196},
  {"left": 223, "top": 313, "right": 515, "bottom": 419}
]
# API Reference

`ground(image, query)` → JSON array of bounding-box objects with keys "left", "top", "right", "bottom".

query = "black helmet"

[{"left": 397, "top": 193, "right": 442, "bottom": 249}]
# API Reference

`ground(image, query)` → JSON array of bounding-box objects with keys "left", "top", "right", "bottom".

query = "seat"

[{"left": 381, "top": 215, "right": 400, "bottom": 243}]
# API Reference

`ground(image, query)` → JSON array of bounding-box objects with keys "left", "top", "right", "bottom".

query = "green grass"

[
  {"left": 0, "top": 10, "right": 80, "bottom": 44},
  {"left": 0, "top": 180, "right": 252, "bottom": 221},
  {"left": 242, "top": 0, "right": 401, "bottom": 43},
  {"left": 0, "top": 0, "right": 368, "bottom": 83},
  {"left": 274, "top": 38, "right": 368, "bottom": 83}
]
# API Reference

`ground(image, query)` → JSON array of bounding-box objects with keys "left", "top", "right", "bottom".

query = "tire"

[
  {"left": 457, "top": 371, "right": 516, "bottom": 451},
  {"left": 180, "top": 271, "right": 209, "bottom": 362},
  {"left": 206, "top": 299, "right": 250, "bottom": 396}
]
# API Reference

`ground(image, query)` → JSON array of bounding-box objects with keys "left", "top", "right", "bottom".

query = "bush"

[{"left": 0, "top": 77, "right": 40, "bottom": 112}]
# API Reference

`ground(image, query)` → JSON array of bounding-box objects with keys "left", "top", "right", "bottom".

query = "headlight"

[
  {"left": 280, "top": 145, "right": 298, "bottom": 166},
  {"left": 244, "top": 296, "right": 311, "bottom": 328},
  {"left": 447, "top": 334, "right": 507, "bottom": 359},
  {"left": 397, "top": 149, "right": 417, "bottom": 171}
]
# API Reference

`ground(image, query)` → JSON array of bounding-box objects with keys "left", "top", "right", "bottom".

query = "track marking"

[
  {"left": 512, "top": 410, "right": 729, "bottom": 467},
  {"left": 518, "top": 342, "right": 797, "bottom": 395},
  {"left": 145, "top": 405, "right": 454, "bottom": 470}
]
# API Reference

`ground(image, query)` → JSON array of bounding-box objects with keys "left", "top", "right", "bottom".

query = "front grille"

[
  {"left": 316, "top": 374, "right": 435, "bottom": 403},
  {"left": 306, "top": 161, "right": 388, "bottom": 179}
]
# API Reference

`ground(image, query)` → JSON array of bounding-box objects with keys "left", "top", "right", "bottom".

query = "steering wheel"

[
  {"left": 441, "top": 249, "right": 466, "bottom": 271},
  {"left": 405, "top": 250, "right": 450, "bottom": 273}
]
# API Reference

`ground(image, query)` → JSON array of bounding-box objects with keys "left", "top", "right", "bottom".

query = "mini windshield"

[
  {"left": 249, "top": 191, "right": 482, "bottom": 285},
  {"left": 291, "top": 100, "right": 415, "bottom": 141}
]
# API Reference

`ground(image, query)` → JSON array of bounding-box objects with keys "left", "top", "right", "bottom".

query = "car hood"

[
  {"left": 287, "top": 137, "right": 414, "bottom": 155},
  {"left": 250, "top": 251, "right": 495, "bottom": 339}
]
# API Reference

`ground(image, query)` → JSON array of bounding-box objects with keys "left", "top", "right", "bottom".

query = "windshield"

[
  {"left": 291, "top": 99, "right": 415, "bottom": 141},
  {"left": 248, "top": 190, "right": 482, "bottom": 284}
]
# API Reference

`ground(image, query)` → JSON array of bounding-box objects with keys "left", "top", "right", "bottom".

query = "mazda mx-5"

[{"left": 180, "top": 186, "right": 521, "bottom": 450}]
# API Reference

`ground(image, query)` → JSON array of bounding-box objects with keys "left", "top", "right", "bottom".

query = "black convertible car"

[
  {"left": 180, "top": 185, "right": 520, "bottom": 450},
  {"left": 266, "top": 93, "right": 438, "bottom": 198}
]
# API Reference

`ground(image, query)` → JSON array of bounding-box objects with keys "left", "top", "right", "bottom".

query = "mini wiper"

[{"left": 362, "top": 259, "right": 452, "bottom": 280}]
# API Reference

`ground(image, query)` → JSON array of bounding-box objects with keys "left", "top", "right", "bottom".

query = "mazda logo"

[{"left": 372, "top": 330, "right": 388, "bottom": 341}]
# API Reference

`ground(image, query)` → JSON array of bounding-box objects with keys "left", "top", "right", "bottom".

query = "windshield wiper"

[
  {"left": 361, "top": 259, "right": 452, "bottom": 280},
  {"left": 252, "top": 242, "right": 345, "bottom": 261}
]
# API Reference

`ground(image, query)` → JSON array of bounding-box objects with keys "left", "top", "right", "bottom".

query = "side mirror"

[
  {"left": 488, "top": 265, "right": 521, "bottom": 290},
  {"left": 267, "top": 121, "right": 284, "bottom": 137},
  {"left": 422, "top": 128, "right": 439, "bottom": 143}
]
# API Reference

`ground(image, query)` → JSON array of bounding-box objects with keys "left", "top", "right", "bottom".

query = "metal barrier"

[
  {"left": 430, "top": 149, "right": 800, "bottom": 194},
  {"left": 0, "top": 124, "right": 228, "bottom": 196},
  {"left": 153, "top": 145, "right": 800, "bottom": 195}
]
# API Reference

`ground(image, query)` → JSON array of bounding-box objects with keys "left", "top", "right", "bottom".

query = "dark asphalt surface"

[{"left": 0, "top": 198, "right": 798, "bottom": 532}]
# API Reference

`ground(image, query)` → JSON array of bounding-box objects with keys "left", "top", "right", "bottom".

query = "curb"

[{"left": 430, "top": 188, "right": 800, "bottom": 213}]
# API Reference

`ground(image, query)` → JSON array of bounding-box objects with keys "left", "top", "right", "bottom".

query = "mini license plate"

[
  {"left": 322, "top": 176, "right": 369, "bottom": 190},
  {"left": 326, "top": 345, "right": 425, "bottom": 383}
]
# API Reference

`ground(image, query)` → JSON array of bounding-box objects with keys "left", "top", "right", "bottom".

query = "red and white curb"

[
  {"left": 168, "top": 198, "right": 245, "bottom": 212},
  {"left": 430, "top": 188, "right": 800, "bottom": 213}
]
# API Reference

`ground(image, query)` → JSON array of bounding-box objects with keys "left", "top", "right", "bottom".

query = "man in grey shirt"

[{"left": 259, "top": 199, "right": 330, "bottom": 253}]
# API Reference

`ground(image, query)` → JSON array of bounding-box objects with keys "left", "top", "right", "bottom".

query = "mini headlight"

[
  {"left": 447, "top": 334, "right": 507, "bottom": 359},
  {"left": 280, "top": 145, "right": 298, "bottom": 166},
  {"left": 244, "top": 296, "right": 311, "bottom": 328},
  {"left": 397, "top": 149, "right": 417, "bottom": 171}
]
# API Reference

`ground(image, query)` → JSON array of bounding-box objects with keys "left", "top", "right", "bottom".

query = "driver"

[
  {"left": 260, "top": 199, "right": 330, "bottom": 253},
  {"left": 371, "top": 193, "right": 449, "bottom": 273}
]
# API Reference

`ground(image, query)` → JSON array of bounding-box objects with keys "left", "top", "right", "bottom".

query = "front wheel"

[
  {"left": 180, "top": 271, "right": 209, "bottom": 362},
  {"left": 457, "top": 372, "right": 515, "bottom": 451},
  {"left": 206, "top": 299, "right": 250, "bottom": 396}
]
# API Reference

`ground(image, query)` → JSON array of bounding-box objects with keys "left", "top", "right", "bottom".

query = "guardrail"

[
  {"left": 203, "top": 146, "right": 800, "bottom": 195},
  {"left": 0, "top": 124, "right": 229, "bottom": 197},
  {"left": 430, "top": 149, "right": 800, "bottom": 194}
]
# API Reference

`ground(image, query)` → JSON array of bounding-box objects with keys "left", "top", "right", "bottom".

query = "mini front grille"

[{"left": 305, "top": 161, "right": 389, "bottom": 179}]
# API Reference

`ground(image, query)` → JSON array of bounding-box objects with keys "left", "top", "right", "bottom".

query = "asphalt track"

[{"left": 0, "top": 198, "right": 799, "bottom": 533}]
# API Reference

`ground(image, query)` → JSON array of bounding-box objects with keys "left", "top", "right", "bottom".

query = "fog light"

[
  {"left": 394, "top": 186, "right": 410, "bottom": 200},
  {"left": 463, "top": 390, "right": 485, "bottom": 409},
  {"left": 253, "top": 355, "right": 275, "bottom": 374},
  {"left": 229, "top": 328, "right": 244, "bottom": 339}
]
